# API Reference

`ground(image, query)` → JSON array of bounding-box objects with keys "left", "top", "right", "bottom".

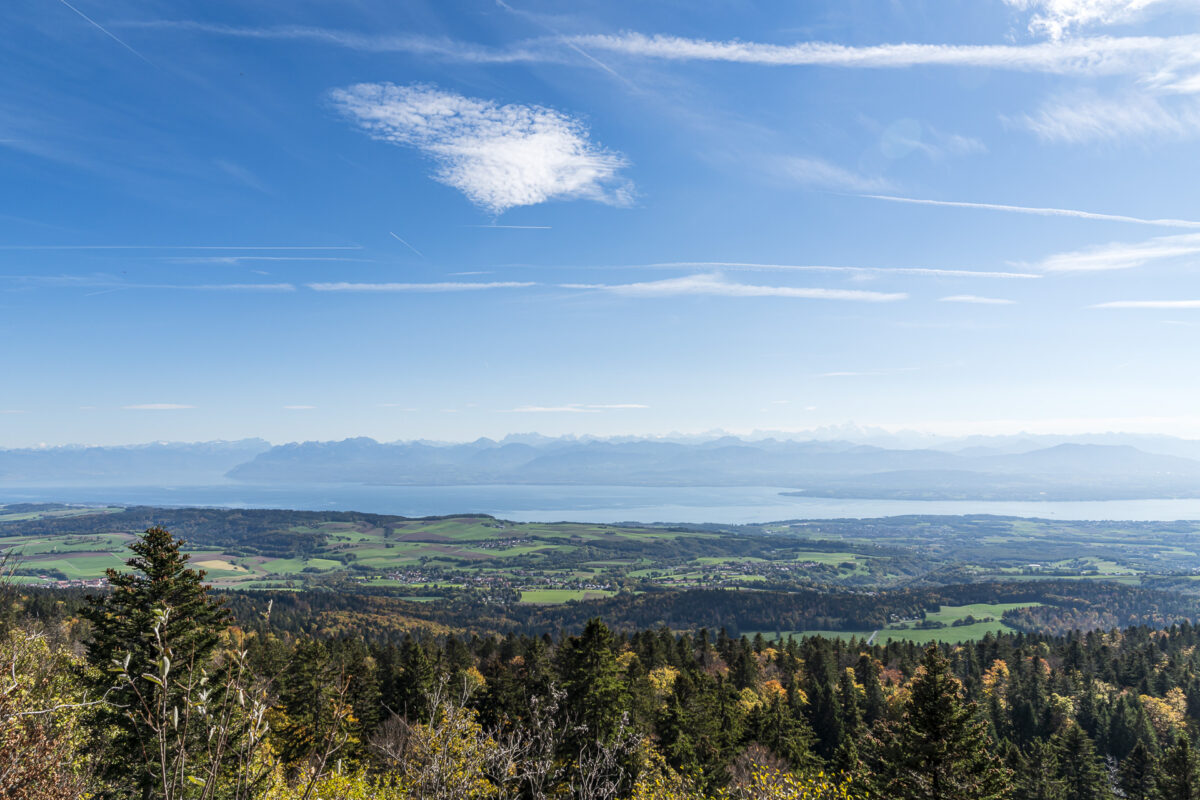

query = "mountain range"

[{"left": 6, "top": 434, "right": 1200, "bottom": 500}]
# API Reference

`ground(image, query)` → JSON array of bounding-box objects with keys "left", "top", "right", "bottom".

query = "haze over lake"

[{"left": 7, "top": 483, "right": 1200, "bottom": 524}]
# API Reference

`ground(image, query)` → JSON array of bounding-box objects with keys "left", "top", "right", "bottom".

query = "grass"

[
  {"left": 762, "top": 602, "right": 1043, "bottom": 645},
  {"left": 519, "top": 589, "right": 617, "bottom": 604}
]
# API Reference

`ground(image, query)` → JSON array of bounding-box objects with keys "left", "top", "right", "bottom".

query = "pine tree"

[
  {"left": 82, "top": 526, "right": 231, "bottom": 799},
  {"left": 875, "top": 645, "right": 1011, "bottom": 800}
]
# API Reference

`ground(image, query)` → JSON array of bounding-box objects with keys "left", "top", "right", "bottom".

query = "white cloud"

[
  {"left": 939, "top": 294, "right": 1017, "bottom": 305},
  {"left": 1022, "top": 92, "right": 1200, "bottom": 142},
  {"left": 1038, "top": 232, "right": 1200, "bottom": 271},
  {"left": 561, "top": 273, "right": 906, "bottom": 302},
  {"left": 644, "top": 262, "right": 1041, "bottom": 279},
  {"left": 307, "top": 281, "right": 536, "bottom": 292},
  {"left": 1004, "top": 0, "right": 1171, "bottom": 40},
  {"left": 568, "top": 31, "right": 1200, "bottom": 78},
  {"left": 122, "top": 404, "right": 195, "bottom": 410},
  {"left": 1092, "top": 299, "right": 1200, "bottom": 308},
  {"left": 777, "top": 156, "right": 892, "bottom": 192},
  {"left": 138, "top": 22, "right": 1200, "bottom": 92},
  {"left": 504, "top": 403, "right": 648, "bottom": 413},
  {"left": 0, "top": 409, "right": 25, "bottom": 414},
  {"left": 330, "top": 83, "right": 633, "bottom": 214},
  {"left": 863, "top": 193, "right": 1200, "bottom": 229}
]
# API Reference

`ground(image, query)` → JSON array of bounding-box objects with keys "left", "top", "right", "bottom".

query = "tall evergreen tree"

[
  {"left": 1052, "top": 724, "right": 1112, "bottom": 800},
  {"left": 1159, "top": 735, "right": 1200, "bottom": 800},
  {"left": 1118, "top": 740, "right": 1157, "bottom": 800},
  {"left": 875, "top": 645, "right": 1011, "bottom": 800},
  {"left": 81, "top": 527, "right": 231, "bottom": 799}
]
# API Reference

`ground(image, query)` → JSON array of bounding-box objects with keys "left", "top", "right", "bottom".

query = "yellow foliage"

[
  {"left": 738, "top": 687, "right": 762, "bottom": 714},
  {"left": 1140, "top": 689, "right": 1187, "bottom": 739},
  {"left": 648, "top": 666, "right": 681, "bottom": 696},
  {"left": 760, "top": 679, "right": 787, "bottom": 701},
  {"left": 982, "top": 660, "right": 1010, "bottom": 708}
]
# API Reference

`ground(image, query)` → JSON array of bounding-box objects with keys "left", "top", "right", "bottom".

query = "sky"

[{"left": 5, "top": 0, "right": 1200, "bottom": 447}]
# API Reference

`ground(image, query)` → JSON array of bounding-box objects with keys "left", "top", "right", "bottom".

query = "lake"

[{"left": 7, "top": 483, "right": 1200, "bottom": 523}]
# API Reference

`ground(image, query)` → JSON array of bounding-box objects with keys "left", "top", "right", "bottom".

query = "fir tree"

[
  {"left": 1052, "top": 723, "right": 1112, "bottom": 800},
  {"left": 1117, "top": 740, "right": 1157, "bottom": 800},
  {"left": 1158, "top": 735, "right": 1200, "bottom": 800},
  {"left": 875, "top": 645, "right": 1011, "bottom": 800},
  {"left": 81, "top": 526, "right": 231, "bottom": 799}
]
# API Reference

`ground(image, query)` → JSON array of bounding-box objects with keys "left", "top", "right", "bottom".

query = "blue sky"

[{"left": 5, "top": 0, "right": 1200, "bottom": 447}]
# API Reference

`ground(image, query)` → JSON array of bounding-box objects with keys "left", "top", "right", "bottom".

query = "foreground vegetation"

[{"left": 8, "top": 525, "right": 1200, "bottom": 799}]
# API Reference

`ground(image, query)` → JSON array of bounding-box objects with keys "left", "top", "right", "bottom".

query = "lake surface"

[{"left": 7, "top": 483, "right": 1200, "bottom": 523}]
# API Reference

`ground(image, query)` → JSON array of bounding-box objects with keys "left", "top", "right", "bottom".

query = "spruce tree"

[
  {"left": 875, "top": 645, "right": 1011, "bottom": 800},
  {"left": 1118, "top": 740, "right": 1157, "bottom": 800},
  {"left": 82, "top": 526, "right": 231, "bottom": 799},
  {"left": 1159, "top": 735, "right": 1200, "bottom": 800},
  {"left": 1052, "top": 723, "right": 1112, "bottom": 800},
  {"left": 1011, "top": 739, "right": 1066, "bottom": 800}
]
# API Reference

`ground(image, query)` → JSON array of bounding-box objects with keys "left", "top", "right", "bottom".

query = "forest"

[{"left": 7, "top": 525, "right": 1200, "bottom": 799}]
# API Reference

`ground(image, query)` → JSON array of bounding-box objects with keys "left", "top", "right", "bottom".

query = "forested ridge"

[{"left": 6, "top": 527, "right": 1200, "bottom": 799}]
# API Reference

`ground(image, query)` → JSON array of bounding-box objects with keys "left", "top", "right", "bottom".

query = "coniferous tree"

[
  {"left": 875, "top": 645, "right": 1011, "bottom": 800},
  {"left": 1159, "top": 735, "right": 1200, "bottom": 800},
  {"left": 1118, "top": 740, "right": 1157, "bottom": 800},
  {"left": 558, "top": 619, "right": 629, "bottom": 748},
  {"left": 1011, "top": 739, "right": 1066, "bottom": 800},
  {"left": 1052, "top": 723, "right": 1112, "bottom": 800},
  {"left": 82, "top": 526, "right": 232, "bottom": 799}
]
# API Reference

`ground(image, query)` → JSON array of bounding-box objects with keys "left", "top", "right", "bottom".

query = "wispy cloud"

[
  {"left": 1004, "top": 0, "right": 1172, "bottom": 40},
  {"left": 863, "top": 193, "right": 1200, "bottom": 229},
  {"left": 132, "top": 22, "right": 1200, "bottom": 88},
  {"left": 568, "top": 31, "right": 1200, "bottom": 78},
  {"left": 778, "top": 156, "right": 892, "bottom": 192},
  {"left": 464, "top": 224, "right": 552, "bottom": 230},
  {"left": 939, "top": 294, "right": 1017, "bottom": 305},
  {"left": 330, "top": 83, "right": 633, "bottom": 214},
  {"left": 122, "top": 403, "right": 195, "bottom": 410},
  {"left": 1022, "top": 92, "right": 1200, "bottom": 143},
  {"left": 0, "top": 409, "right": 26, "bottom": 415},
  {"left": 307, "top": 281, "right": 537, "bottom": 292},
  {"left": 503, "top": 403, "right": 649, "bottom": 413},
  {"left": 643, "top": 262, "right": 1041, "bottom": 279},
  {"left": 561, "top": 273, "right": 906, "bottom": 302},
  {"left": 2, "top": 275, "right": 297, "bottom": 292},
  {"left": 816, "top": 367, "right": 919, "bottom": 378},
  {"left": 1038, "top": 232, "right": 1200, "bottom": 271},
  {"left": 124, "top": 21, "right": 549, "bottom": 63},
  {"left": 0, "top": 245, "right": 359, "bottom": 251},
  {"left": 164, "top": 256, "right": 369, "bottom": 264},
  {"left": 1092, "top": 299, "right": 1200, "bottom": 308}
]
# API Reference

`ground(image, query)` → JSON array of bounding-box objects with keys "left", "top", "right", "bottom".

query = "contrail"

[
  {"left": 57, "top": 0, "right": 154, "bottom": 65},
  {"left": 862, "top": 194, "right": 1200, "bottom": 230},
  {"left": 389, "top": 232, "right": 424, "bottom": 257}
]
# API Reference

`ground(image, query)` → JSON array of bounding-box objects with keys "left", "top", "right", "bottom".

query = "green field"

[
  {"left": 764, "top": 602, "right": 1043, "bottom": 645},
  {"left": 519, "top": 589, "right": 617, "bottom": 604}
]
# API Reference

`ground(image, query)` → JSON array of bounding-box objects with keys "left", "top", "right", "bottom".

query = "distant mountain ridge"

[
  {"left": 0, "top": 439, "right": 270, "bottom": 485},
  {"left": 223, "top": 436, "right": 1200, "bottom": 500},
  {"left": 5, "top": 435, "right": 1200, "bottom": 500}
]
